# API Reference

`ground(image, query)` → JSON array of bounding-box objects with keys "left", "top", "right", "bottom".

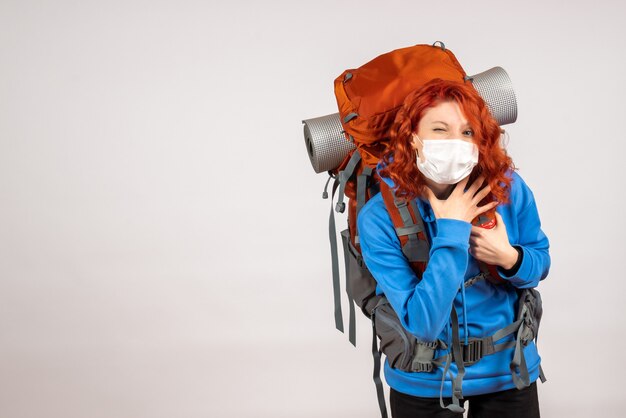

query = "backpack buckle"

[
  {"left": 410, "top": 340, "right": 439, "bottom": 373},
  {"left": 393, "top": 198, "right": 407, "bottom": 209},
  {"left": 413, "top": 362, "right": 433, "bottom": 372},
  {"left": 462, "top": 339, "right": 483, "bottom": 366}
]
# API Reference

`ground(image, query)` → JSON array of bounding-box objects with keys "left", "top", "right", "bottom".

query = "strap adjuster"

[
  {"left": 413, "top": 362, "right": 433, "bottom": 372},
  {"left": 462, "top": 339, "right": 484, "bottom": 366},
  {"left": 393, "top": 198, "right": 408, "bottom": 209}
]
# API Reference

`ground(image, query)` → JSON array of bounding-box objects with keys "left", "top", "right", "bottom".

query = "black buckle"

[
  {"left": 413, "top": 362, "right": 433, "bottom": 372},
  {"left": 462, "top": 340, "right": 483, "bottom": 366}
]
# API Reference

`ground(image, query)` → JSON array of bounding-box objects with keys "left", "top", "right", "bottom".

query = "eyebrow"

[{"left": 431, "top": 121, "right": 472, "bottom": 128}]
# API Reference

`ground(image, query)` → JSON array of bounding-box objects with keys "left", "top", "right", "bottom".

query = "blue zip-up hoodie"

[{"left": 356, "top": 165, "right": 550, "bottom": 398}]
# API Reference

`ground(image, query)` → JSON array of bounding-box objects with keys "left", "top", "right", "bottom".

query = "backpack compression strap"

[
  {"left": 324, "top": 173, "right": 344, "bottom": 333},
  {"left": 325, "top": 149, "right": 365, "bottom": 338}
]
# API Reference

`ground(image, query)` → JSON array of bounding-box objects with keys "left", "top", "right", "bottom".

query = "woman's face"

[{"left": 412, "top": 100, "right": 475, "bottom": 164}]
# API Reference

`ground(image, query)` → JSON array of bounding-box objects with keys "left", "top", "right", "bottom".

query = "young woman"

[{"left": 356, "top": 78, "right": 550, "bottom": 417}]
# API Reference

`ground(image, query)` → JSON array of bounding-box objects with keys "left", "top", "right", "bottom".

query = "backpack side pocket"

[
  {"left": 521, "top": 288, "right": 543, "bottom": 344},
  {"left": 340, "top": 228, "right": 380, "bottom": 317},
  {"left": 372, "top": 299, "right": 416, "bottom": 371}
]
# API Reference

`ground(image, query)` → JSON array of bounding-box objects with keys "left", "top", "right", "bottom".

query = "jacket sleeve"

[
  {"left": 495, "top": 171, "right": 551, "bottom": 288},
  {"left": 357, "top": 200, "right": 471, "bottom": 342}
]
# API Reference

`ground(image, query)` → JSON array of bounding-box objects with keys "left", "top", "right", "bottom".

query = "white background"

[{"left": 1, "top": 1, "right": 624, "bottom": 417}]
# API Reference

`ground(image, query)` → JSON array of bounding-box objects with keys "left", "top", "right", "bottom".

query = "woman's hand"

[
  {"left": 469, "top": 211, "right": 519, "bottom": 269},
  {"left": 424, "top": 175, "right": 498, "bottom": 223}
]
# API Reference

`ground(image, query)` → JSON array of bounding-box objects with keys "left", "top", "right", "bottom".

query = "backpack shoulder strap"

[
  {"left": 378, "top": 182, "right": 505, "bottom": 284},
  {"left": 378, "top": 181, "right": 429, "bottom": 277}
]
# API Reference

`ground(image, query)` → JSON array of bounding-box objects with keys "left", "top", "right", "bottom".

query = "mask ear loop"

[{"left": 413, "top": 134, "right": 425, "bottom": 163}]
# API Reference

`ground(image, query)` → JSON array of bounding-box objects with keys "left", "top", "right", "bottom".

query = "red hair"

[{"left": 379, "top": 78, "right": 516, "bottom": 204}]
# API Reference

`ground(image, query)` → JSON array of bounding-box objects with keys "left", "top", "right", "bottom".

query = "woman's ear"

[{"left": 411, "top": 133, "right": 421, "bottom": 150}]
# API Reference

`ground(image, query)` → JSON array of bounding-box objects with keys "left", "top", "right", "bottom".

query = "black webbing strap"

[
  {"left": 539, "top": 365, "right": 547, "bottom": 383},
  {"left": 356, "top": 166, "right": 373, "bottom": 215},
  {"left": 355, "top": 165, "right": 373, "bottom": 246},
  {"left": 409, "top": 199, "right": 429, "bottom": 262},
  {"left": 327, "top": 176, "right": 344, "bottom": 333},
  {"left": 347, "top": 266, "right": 357, "bottom": 348},
  {"left": 371, "top": 311, "right": 389, "bottom": 418}
]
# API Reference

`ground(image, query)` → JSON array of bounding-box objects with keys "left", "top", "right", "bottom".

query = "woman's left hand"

[{"left": 469, "top": 211, "right": 519, "bottom": 270}]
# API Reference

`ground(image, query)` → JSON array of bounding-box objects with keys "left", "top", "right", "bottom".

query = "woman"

[{"left": 356, "top": 78, "right": 550, "bottom": 417}]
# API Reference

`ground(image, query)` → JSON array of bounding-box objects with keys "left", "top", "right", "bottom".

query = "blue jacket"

[{"left": 356, "top": 166, "right": 550, "bottom": 398}]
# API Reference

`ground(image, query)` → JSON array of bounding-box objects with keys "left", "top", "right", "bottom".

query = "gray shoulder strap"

[{"left": 390, "top": 191, "right": 429, "bottom": 263}]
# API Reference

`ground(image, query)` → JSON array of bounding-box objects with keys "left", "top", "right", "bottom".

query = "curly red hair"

[{"left": 379, "top": 78, "right": 516, "bottom": 205}]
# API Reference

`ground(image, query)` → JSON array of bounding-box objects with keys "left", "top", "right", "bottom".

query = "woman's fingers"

[
  {"left": 467, "top": 175, "right": 486, "bottom": 196},
  {"left": 472, "top": 182, "right": 492, "bottom": 204},
  {"left": 425, "top": 176, "right": 498, "bottom": 222},
  {"left": 474, "top": 200, "right": 499, "bottom": 217},
  {"left": 451, "top": 175, "right": 471, "bottom": 196}
]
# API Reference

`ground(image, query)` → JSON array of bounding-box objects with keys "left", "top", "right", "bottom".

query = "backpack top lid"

[{"left": 334, "top": 42, "right": 466, "bottom": 148}]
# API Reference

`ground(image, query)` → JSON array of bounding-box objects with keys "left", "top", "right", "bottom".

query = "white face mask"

[{"left": 414, "top": 135, "right": 479, "bottom": 184}]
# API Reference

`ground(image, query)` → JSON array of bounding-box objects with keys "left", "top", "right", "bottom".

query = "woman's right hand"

[{"left": 424, "top": 175, "right": 498, "bottom": 223}]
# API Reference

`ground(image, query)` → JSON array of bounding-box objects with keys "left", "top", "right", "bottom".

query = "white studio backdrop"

[{"left": 1, "top": 0, "right": 624, "bottom": 417}]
